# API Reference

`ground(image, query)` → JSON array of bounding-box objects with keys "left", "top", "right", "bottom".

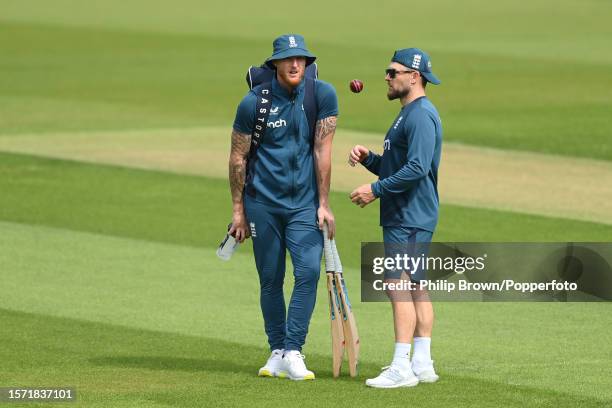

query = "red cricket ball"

[{"left": 350, "top": 79, "right": 364, "bottom": 93}]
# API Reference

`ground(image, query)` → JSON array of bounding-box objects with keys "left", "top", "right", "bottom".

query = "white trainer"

[
  {"left": 365, "top": 366, "right": 419, "bottom": 388},
  {"left": 258, "top": 349, "right": 284, "bottom": 377},
  {"left": 411, "top": 359, "right": 439, "bottom": 383},
  {"left": 279, "top": 351, "right": 315, "bottom": 380}
]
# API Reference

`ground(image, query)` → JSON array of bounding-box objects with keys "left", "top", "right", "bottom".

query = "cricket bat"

[
  {"left": 331, "top": 235, "right": 360, "bottom": 377},
  {"left": 323, "top": 224, "right": 345, "bottom": 378}
]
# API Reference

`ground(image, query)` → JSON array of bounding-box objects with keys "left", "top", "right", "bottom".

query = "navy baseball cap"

[
  {"left": 265, "top": 34, "right": 316, "bottom": 68},
  {"left": 391, "top": 48, "right": 441, "bottom": 85}
]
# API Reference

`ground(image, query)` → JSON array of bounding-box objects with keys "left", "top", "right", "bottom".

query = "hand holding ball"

[{"left": 350, "top": 79, "right": 364, "bottom": 93}]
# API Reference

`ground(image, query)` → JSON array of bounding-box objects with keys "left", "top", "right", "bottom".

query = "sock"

[
  {"left": 412, "top": 337, "right": 432, "bottom": 363},
  {"left": 391, "top": 342, "right": 411, "bottom": 372}
]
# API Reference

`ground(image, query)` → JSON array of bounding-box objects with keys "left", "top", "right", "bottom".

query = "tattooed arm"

[
  {"left": 228, "top": 129, "right": 252, "bottom": 242},
  {"left": 313, "top": 115, "right": 337, "bottom": 238}
]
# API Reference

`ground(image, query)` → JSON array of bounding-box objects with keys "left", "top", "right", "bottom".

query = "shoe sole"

[
  {"left": 258, "top": 369, "right": 279, "bottom": 378},
  {"left": 365, "top": 379, "right": 419, "bottom": 388},
  {"left": 418, "top": 375, "right": 439, "bottom": 383},
  {"left": 278, "top": 371, "right": 315, "bottom": 381},
  {"left": 416, "top": 373, "right": 439, "bottom": 383}
]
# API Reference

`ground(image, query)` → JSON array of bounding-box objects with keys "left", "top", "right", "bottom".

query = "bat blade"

[
  {"left": 327, "top": 272, "right": 345, "bottom": 377},
  {"left": 323, "top": 224, "right": 344, "bottom": 378},
  {"left": 332, "top": 240, "right": 360, "bottom": 377}
]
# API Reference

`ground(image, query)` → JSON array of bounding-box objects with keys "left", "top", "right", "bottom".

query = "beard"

[
  {"left": 387, "top": 86, "right": 409, "bottom": 101},
  {"left": 278, "top": 70, "right": 304, "bottom": 88}
]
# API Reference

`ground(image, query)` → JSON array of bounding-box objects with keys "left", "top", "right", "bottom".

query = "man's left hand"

[
  {"left": 350, "top": 184, "right": 377, "bottom": 208},
  {"left": 317, "top": 205, "right": 335, "bottom": 239}
]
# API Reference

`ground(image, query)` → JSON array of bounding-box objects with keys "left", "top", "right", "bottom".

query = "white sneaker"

[
  {"left": 411, "top": 359, "right": 439, "bottom": 383},
  {"left": 365, "top": 366, "right": 419, "bottom": 388},
  {"left": 279, "top": 351, "right": 315, "bottom": 380},
  {"left": 258, "top": 349, "right": 284, "bottom": 377}
]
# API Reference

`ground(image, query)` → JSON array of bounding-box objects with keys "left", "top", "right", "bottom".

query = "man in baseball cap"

[{"left": 349, "top": 47, "right": 443, "bottom": 388}]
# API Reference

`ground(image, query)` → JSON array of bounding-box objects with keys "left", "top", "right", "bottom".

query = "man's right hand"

[
  {"left": 229, "top": 211, "right": 250, "bottom": 243},
  {"left": 348, "top": 145, "right": 370, "bottom": 167}
]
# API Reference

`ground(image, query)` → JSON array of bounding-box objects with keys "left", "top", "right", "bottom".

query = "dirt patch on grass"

[{"left": 1, "top": 126, "right": 611, "bottom": 224}]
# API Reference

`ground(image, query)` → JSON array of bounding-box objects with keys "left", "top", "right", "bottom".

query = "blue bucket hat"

[
  {"left": 391, "top": 48, "right": 441, "bottom": 85},
  {"left": 265, "top": 34, "right": 316, "bottom": 68}
]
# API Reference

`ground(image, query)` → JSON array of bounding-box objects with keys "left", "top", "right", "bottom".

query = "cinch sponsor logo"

[{"left": 267, "top": 119, "right": 287, "bottom": 128}]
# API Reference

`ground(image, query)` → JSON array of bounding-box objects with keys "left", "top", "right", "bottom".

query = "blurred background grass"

[{"left": 1, "top": 1, "right": 612, "bottom": 407}]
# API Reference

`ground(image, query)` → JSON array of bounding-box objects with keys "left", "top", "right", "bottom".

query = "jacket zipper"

[{"left": 290, "top": 94, "right": 298, "bottom": 205}]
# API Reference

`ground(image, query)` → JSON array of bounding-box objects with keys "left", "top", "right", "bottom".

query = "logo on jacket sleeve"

[
  {"left": 383, "top": 139, "right": 391, "bottom": 151},
  {"left": 393, "top": 116, "right": 403, "bottom": 130}
]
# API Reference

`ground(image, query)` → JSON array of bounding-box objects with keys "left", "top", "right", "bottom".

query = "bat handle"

[
  {"left": 332, "top": 237, "right": 343, "bottom": 274},
  {"left": 323, "top": 223, "right": 335, "bottom": 272}
]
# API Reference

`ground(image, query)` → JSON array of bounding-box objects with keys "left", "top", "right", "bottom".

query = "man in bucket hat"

[
  {"left": 228, "top": 34, "right": 338, "bottom": 380},
  {"left": 348, "top": 48, "right": 443, "bottom": 388}
]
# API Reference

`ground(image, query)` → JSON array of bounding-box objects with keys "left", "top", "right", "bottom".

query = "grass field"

[{"left": 1, "top": 1, "right": 612, "bottom": 407}]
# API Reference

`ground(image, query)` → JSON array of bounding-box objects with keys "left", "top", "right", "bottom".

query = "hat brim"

[
  {"left": 422, "top": 71, "right": 441, "bottom": 85},
  {"left": 265, "top": 48, "right": 316, "bottom": 68}
]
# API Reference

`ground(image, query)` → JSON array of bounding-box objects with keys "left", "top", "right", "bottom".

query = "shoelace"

[
  {"left": 286, "top": 353, "right": 305, "bottom": 360},
  {"left": 378, "top": 366, "right": 403, "bottom": 380}
]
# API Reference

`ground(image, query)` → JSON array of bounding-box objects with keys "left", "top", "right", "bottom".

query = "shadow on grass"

[{"left": 2, "top": 308, "right": 610, "bottom": 407}]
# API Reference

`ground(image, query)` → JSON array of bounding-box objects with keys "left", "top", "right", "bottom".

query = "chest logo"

[
  {"left": 267, "top": 119, "right": 287, "bottom": 129},
  {"left": 270, "top": 106, "right": 279, "bottom": 115}
]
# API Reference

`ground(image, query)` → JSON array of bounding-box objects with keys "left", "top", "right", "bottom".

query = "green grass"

[
  {"left": 1, "top": 153, "right": 612, "bottom": 407},
  {"left": 1, "top": 217, "right": 611, "bottom": 407},
  {"left": 2, "top": 1, "right": 612, "bottom": 406},
  {"left": 2, "top": 0, "right": 612, "bottom": 159},
  {"left": 2, "top": 152, "right": 612, "bottom": 270},
  {"left": 2, "top": 307, "right": 610, "bottom": 408}
]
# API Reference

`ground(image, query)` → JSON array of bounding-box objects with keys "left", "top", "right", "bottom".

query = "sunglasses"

[{"left": 385, "top": 68, "right": 418, "bottom": 79}]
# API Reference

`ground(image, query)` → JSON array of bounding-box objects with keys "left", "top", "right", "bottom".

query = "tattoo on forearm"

[
  {"left": 314, "top": 116, "right": 337, "bottom": 142},
  {"left": 313, "top": 116, "right": 336, "bottom": 204},
  {"left": 229, "top": 129, "right": 252, "bottom": 204}
]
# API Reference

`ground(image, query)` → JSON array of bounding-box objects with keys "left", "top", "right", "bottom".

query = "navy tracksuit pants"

[{"left": 244, "top": 196, "right": 323, "bottom": 352}]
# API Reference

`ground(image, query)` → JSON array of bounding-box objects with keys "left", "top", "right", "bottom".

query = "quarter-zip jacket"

[{"left": 233, "top": 76, "right": 338, "bottom": 209}]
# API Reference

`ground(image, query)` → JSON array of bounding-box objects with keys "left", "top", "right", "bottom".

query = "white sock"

[
  {"left": 391, "top": 342, "right": 411, "bottom": 372},
  {"left": 412, "top": 337, "right": 432, "bottom": 363}
]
